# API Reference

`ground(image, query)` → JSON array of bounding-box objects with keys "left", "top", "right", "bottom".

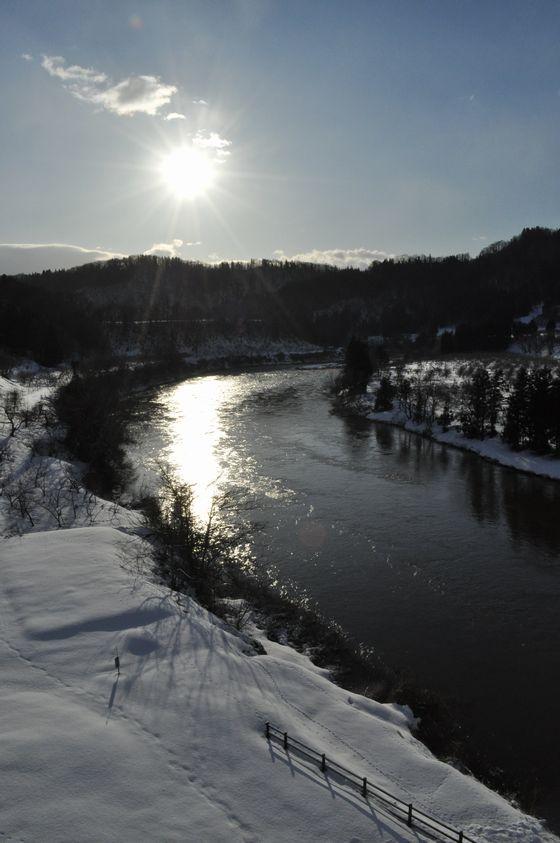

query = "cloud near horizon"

[
  {"left": 41, "top": 55, "right": 177, "bottom": 116},
  {"left": 272, "top": 247, "right": 393, "bottom": 269},
  {"left": 143, "top": 239, "right": 185, "bottom": 258},
  {"left": 0, "top": 243, "right": 126, "bottom": 274},
  {"left": 0, "top": 241, "right": 207, "bottom": 274},
  {"left": 0, "top": 242, "right": 388, "bottom": 275}
]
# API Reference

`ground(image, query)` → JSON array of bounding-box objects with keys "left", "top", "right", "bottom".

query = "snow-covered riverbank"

[
  {"left": 111, "top": 333, "right": 329, "bottom": 367},
  {"left": 0, "top": 373, "right": 556, "bottom": 842},
  {"left": 365, "top": 403, "right": 560, "bottom": 481},
  {"left": 345, "top": 355, "right": 560, "bottom": 481}
]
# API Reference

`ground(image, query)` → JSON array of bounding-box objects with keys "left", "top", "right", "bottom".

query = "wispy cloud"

[
  {"left": 193, "top": 131, "right": 232, "bottom": 160},
  {"left": 272, "top": 247, "right": 392, "bottom": 270},
  {"left": 192, "top": 99, "right": 208, "bottom": 106},
  {"left": 0, "top": 240, "right": 206, "bottom": 273},
  {"left": 41, "top": 55, "right": 177, "bottom": 116},
  {"left": 0, "top": 242, "right": 125, "bottom": 274},
  {"left": 42, "top": 55, "right": 107, "bottom": 84},
  {"left": 21, "top": 53, "right": 33, "bottom": 62},
  {"left": 143, "top": 239, "right": 184, "bottom": 258},
  {"left": 193, "top": 131, "right": 231, "bottom": 150},
  {"left": 164, "top": 112, "right": 186, "bottom": 121}
]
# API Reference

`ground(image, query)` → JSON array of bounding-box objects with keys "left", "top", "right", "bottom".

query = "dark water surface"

[{"left": 137, "top": 367, "right": 560, "bottom": 829}]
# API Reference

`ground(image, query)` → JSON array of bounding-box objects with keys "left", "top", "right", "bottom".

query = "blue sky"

[{"left": 2, "top": 0, "right": 560, "bottom": 272}]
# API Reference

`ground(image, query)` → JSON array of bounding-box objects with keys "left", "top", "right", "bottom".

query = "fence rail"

[{"left": 264, "top": 722, "right": 476, "bottom": 843}]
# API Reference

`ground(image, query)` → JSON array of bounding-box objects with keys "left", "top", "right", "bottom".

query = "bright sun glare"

[{"left": 160, "top": 145, "right": 216, "bottom": 200}]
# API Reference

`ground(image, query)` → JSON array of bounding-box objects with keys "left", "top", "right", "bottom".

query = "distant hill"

[{"left": 2, "top": 226, "right": 560, "bottom": 364}]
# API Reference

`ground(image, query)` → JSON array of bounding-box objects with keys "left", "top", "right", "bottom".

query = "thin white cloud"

[
  {"left": 91, "top": 76, "right": 177, "bottom": 116},
  {"left": 272, "top": 248, "right": 392, "bottom": 270},
  {"left": 41, "top": 54, "right": 177, "bottom": 117},
  {"left": 0, "top": 242, "right": 125, "bottom": 274},
  {"left": 192, "top": 99, "right": 208, "bottom": 106},
  {"left": 193, "top": 131, "right": 231, "bottom": 150},
  {"left": 0, "top": 240, "right": 205, "bottom": 273},
  {"left": 143, "top": 239, "right": 184, "bottom": 258},
  {"left": 192, "top": 131, "right": 232, "bottom": 161},
  {"left": 164, "top": 112, "right": 186, "bottom": 121},
  {"left": 42, "top": 55, "right": 107, "bottom": 84},
  {"left": 21, "top": 53, "right": 33, "bottom": 62}
]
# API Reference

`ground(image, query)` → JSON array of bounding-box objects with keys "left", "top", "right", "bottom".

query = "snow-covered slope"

[
  {"left": 0, "top": 375, "right": 556, "bottom": 842},
  {"left": 2, "top": 526, "right": 554, "bottom": 842}
]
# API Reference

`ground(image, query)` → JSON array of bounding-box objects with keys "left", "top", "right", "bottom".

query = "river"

[{"left": 134, "top": 366, "right": 560, "bottom": 831}]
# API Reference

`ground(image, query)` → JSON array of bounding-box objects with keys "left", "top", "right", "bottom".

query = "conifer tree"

[
  {"left": 460, "top": 366, "right": 490, "bottom": 439},
  {"left": 502, "top": 366, "right": 529, "bottom": 450},
  {"left": 487, "top": 368, "right": 503, "bottom": 436},
  {"left": 344, "top": 337, "right": 373, "bottom": 392},
  {"left": 395, "top": 367, "right": 413, "bottom": 418},
  {"left": 549, "top": 376, "right": 560, "bottom": 453},
  {"left": 527, "top": 367, "right": 553, "bottom": 453},
  {"left": 412, "top": 382, "right": 426, "bottom": 423},
  {"left": 374, "top": 373, "right": 395, "bottom": 411},
  {"left": 438, "top": 394, "right": 453, "bottom": 431}
]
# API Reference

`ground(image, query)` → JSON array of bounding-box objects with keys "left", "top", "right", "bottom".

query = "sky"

[{"left": 2, "top": 0, "right": 560, "bottom": 273}]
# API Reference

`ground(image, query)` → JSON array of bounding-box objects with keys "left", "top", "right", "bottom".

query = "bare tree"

[
  {"left": 142, "top": 461, "right": 255, "bottom": 610},
  {"left": 3, "top": 390, "right": 24, "bottom": 437},
  {"left": 3, "top": 477, "right": 36, "bottom": 526}
]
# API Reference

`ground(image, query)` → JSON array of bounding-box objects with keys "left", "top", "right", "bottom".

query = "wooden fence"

[{"left": 264, "top": 721, "right": 476, "bottom": 843}]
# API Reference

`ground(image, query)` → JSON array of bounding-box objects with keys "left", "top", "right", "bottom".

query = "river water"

[{"left": 135, "top": 366, "right": 560, "bottom": 830}]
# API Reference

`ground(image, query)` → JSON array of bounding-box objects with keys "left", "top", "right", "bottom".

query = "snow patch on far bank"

[{"left": 364, "top": 408, "right": 560, "bottom": 482}]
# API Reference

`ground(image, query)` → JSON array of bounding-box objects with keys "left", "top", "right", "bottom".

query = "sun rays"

[{"left": 159, "top": 145, "right": 217, "bottom": 200}]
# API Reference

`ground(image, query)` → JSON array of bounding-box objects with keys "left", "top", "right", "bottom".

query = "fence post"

[
  {"left": 362, "top": 777, "right": 368, "bottom": 797},
  {"left": 407, "top": 804, "right": 413, "bottom": 827},
  {"left": 321, "top": 753, "right": 326, "bottom": 772},
  {"left": 283, "top": 731, "right": 288, "bottom": 750},
  {"left": 458, "top": 833, "right": 463, "bottom": 843},
  {"left": 265, "top": 722, "right": 270, "bottom": 739}
]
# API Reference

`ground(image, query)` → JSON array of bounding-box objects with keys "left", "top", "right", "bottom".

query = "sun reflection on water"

[{"left": 160, "top": 376, "right": 233, "bottom": 521}]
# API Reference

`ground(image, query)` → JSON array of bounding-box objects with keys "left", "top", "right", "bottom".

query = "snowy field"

[
  {"left": 0, "top": 372, "right": 556, "bottom": 841},
  {"left": 109, "top": 332, "right": 325, "bottom": 364}
]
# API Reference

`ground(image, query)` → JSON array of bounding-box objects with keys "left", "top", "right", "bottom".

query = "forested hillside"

[{"left": 2, "top": 226, "right": 560, "bottom": 364}]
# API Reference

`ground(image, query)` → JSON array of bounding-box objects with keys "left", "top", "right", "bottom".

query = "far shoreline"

[{"left": 354, "top": 402, "right": 560, "bottom": 483}]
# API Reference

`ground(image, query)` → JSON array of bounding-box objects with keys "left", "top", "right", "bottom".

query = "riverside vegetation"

[{"left": 371, "top": 359, "right": 560, "bottom": 454}]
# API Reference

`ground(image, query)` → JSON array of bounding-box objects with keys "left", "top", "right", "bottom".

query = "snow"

[
  {"left": 515, "top": 303, "right": 543, "bottom": 325},
  {"left": 1, "top": 374, "right": 557, "bottom": 842},
  {"left": 181, "top": 335, "right": 323, "bottom": 362},
  {"left": 110, "top": 333, "right": 325, "bottom": 364},
  {"left": 366, "top": 405, "right": 560, "bottom": 481},
  {"left": 359, "top": 358, "right": 560, "bottom": 482}
]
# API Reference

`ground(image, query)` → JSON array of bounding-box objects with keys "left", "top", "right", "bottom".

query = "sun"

[{"left": 160, "top": 145, "right": 216, "bottom": 200}]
